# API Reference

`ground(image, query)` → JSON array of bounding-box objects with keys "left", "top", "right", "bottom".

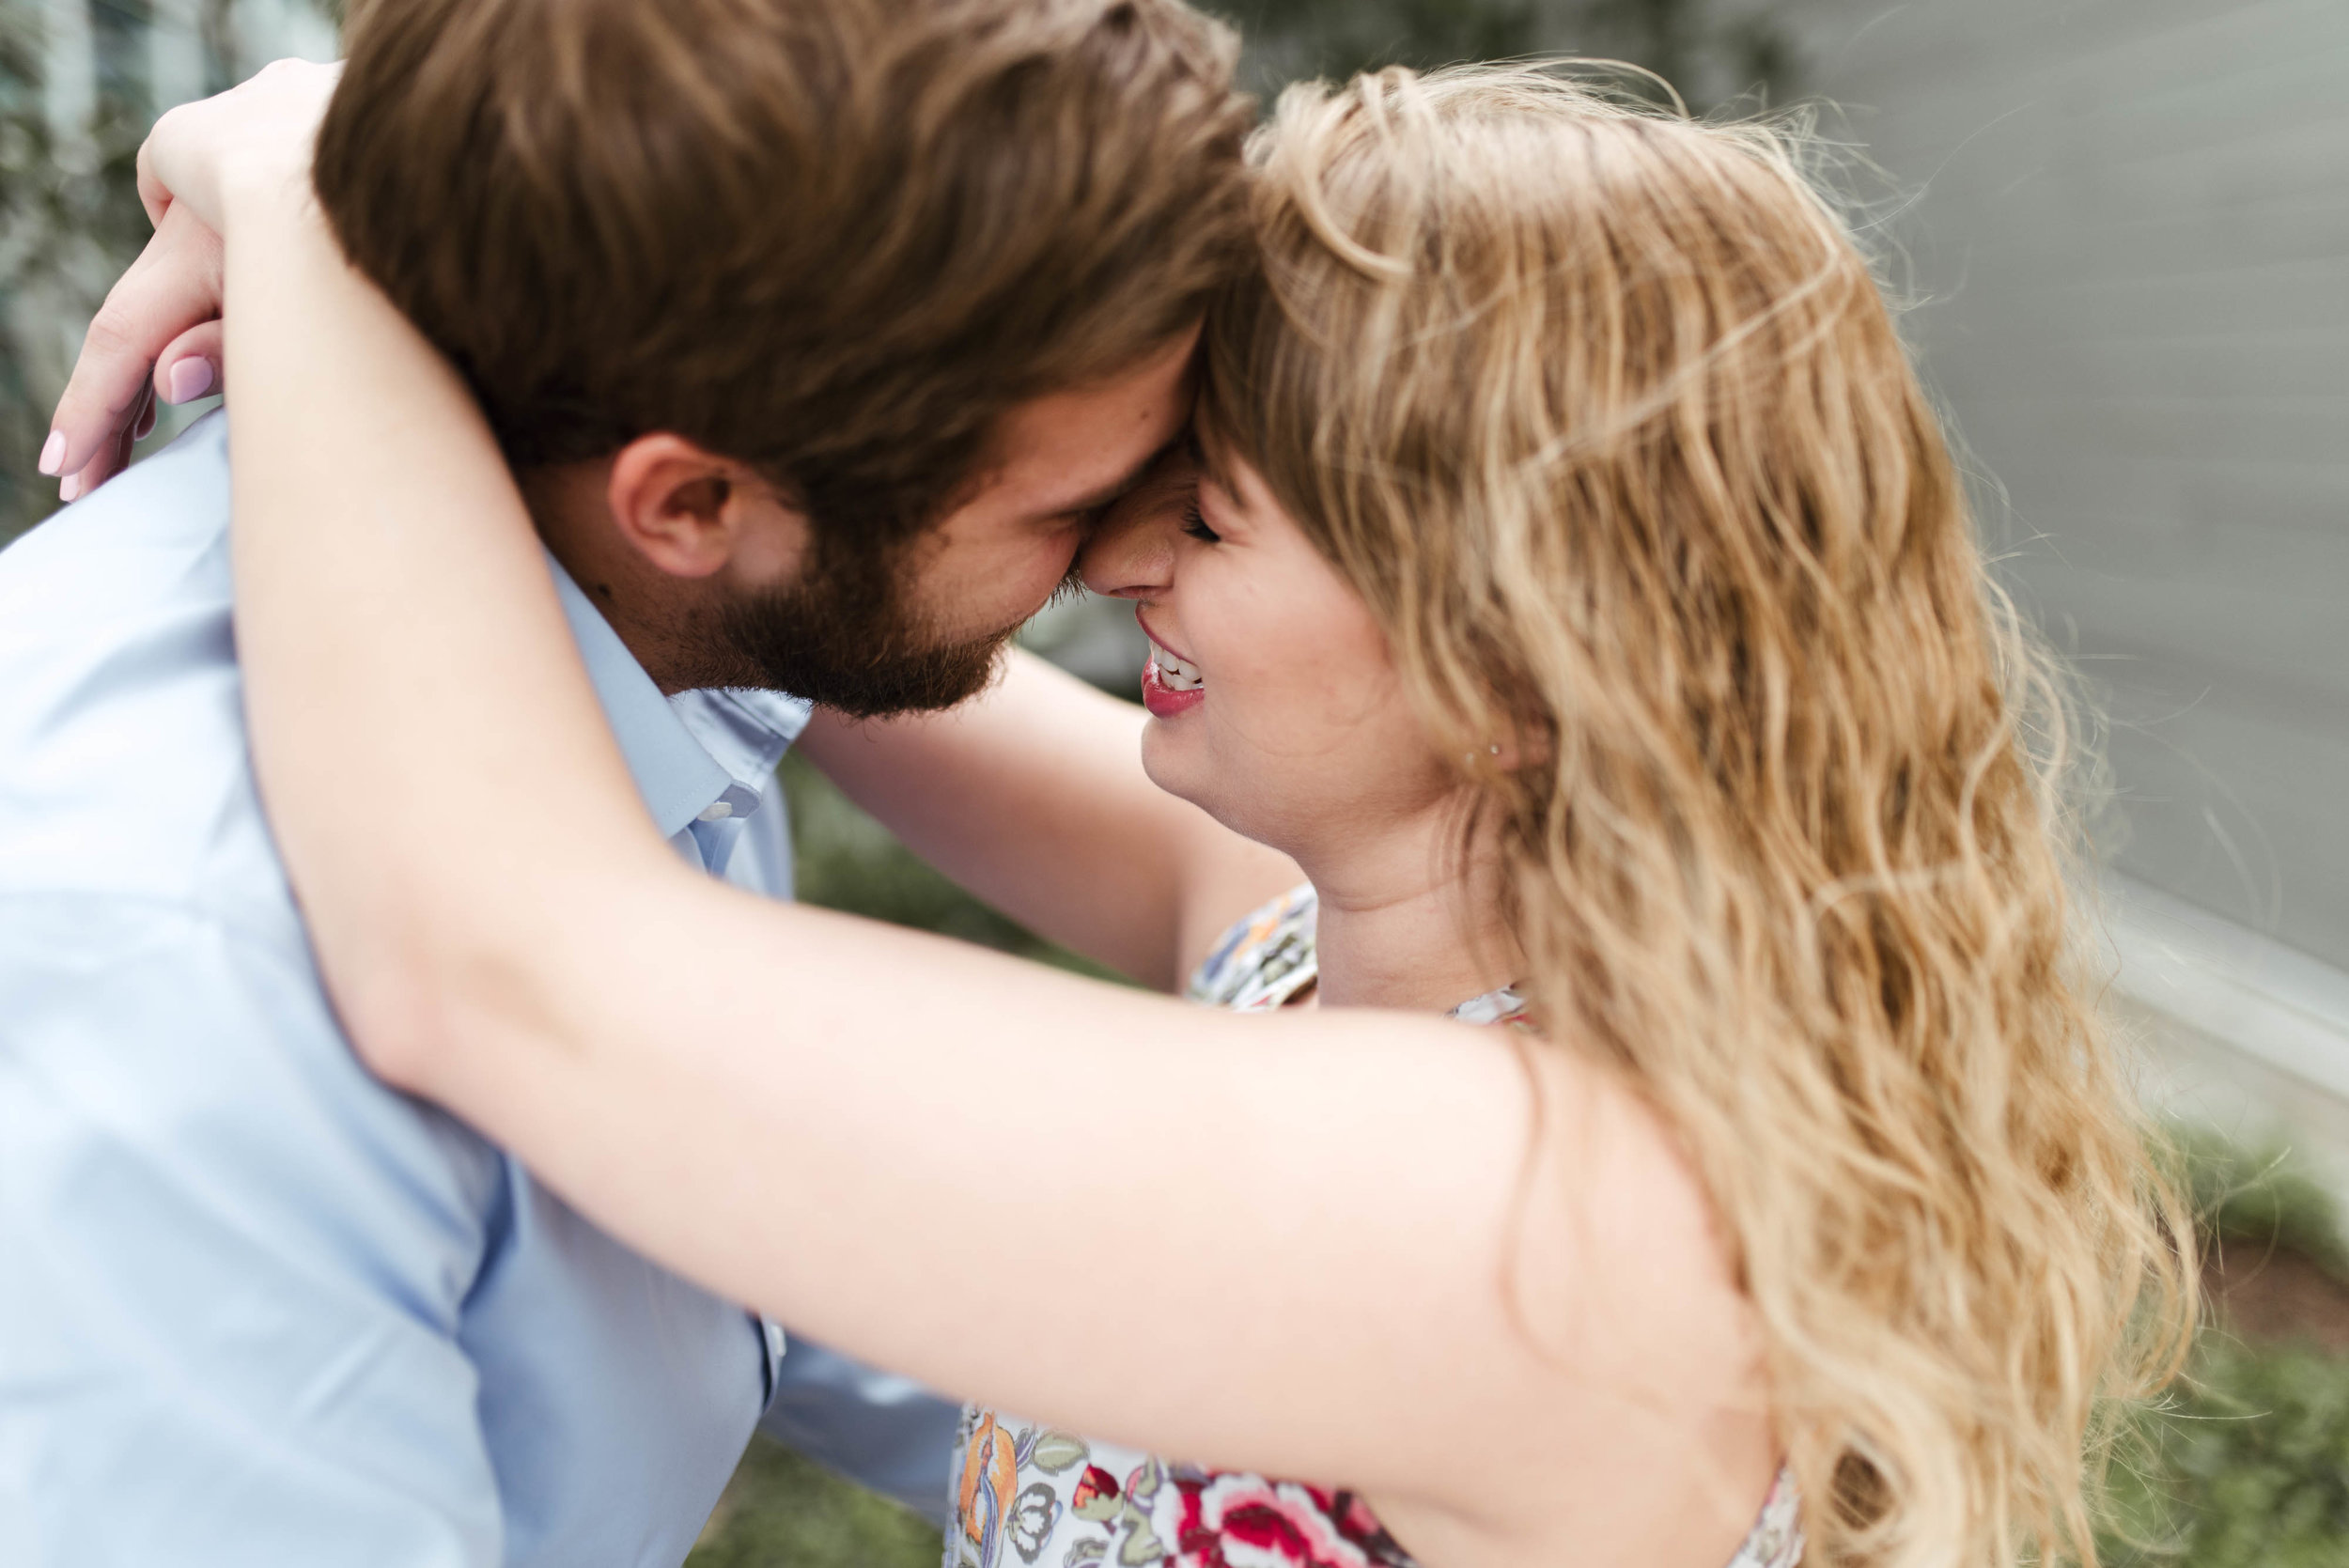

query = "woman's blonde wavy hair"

[{"left": 1201, "top": 63, "right": 2195, "bottom": 1568}]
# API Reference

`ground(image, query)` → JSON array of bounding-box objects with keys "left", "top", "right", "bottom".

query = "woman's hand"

[
  {"left": 136, "top": 57, "right": 341, "bottom": 235},
  {"left": 38, "top": 59, "right": 339, "bottom": 500}
]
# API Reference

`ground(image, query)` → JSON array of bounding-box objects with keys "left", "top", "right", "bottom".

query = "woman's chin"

[
  {"left": 1140, "top": 731, "right": 1298, "bottom": 857},
  {"left": 1139, "top": 727, "right": 1225, "bottom": 817}
]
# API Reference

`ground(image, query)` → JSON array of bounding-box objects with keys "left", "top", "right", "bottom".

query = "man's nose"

[{"left": 1080, "top": 485, "right": 1183, "bottom": 600}]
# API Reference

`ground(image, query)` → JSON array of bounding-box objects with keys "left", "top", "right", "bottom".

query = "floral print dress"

[{"left": 945, "top": 886, "right": 1803, "bottom": 1568}]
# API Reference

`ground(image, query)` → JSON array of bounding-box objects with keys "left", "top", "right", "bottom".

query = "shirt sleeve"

[
  {"left": 0, "top": 897, "right": 508, "bottom": 1567},
  {"left": 758, "top": 1334, "right": 962, "bottom": 1526}
]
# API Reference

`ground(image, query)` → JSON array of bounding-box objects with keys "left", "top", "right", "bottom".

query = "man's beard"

[{"left": 691, "top": 534, "right": 1044, "bottom": 718}]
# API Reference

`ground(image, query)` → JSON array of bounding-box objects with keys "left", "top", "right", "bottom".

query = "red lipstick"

[{"left": 1142, "top": 655, "right": 1206, "bottom": 719}]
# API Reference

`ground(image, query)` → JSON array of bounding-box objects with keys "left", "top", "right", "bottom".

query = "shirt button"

[{"left": 698, "top": 802, "right": 734, "bottom": 822}]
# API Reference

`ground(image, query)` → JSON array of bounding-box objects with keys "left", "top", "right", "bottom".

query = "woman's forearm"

[{"left": 799, "top": 652, "right": 1302, "bottom": 989}]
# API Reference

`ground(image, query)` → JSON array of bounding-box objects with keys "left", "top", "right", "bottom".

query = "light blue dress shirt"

[{"left": 0, "top": 411, "right": 957, "bottom": 1567}]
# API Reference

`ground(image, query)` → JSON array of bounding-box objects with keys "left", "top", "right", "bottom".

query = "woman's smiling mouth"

[{"left": 1141, "top": 633, "right": 1206, "bottom": 718}]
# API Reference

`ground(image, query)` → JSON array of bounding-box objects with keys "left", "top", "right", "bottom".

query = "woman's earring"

[{"left": 1488, "top": 743, "right": 1502, "bottom": 755}]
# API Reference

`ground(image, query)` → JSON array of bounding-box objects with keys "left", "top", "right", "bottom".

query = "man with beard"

[{"left": 0, "top": 1, "right": 1247, "bottom": 1563}]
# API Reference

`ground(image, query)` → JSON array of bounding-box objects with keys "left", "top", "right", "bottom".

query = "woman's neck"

[{"left": 1294, "top": 804, "right": 1518, "bottom": 1015}]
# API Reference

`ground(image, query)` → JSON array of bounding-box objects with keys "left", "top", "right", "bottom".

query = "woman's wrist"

[{"left": 215, "top": 157, "right": 324, "bottom": 241}]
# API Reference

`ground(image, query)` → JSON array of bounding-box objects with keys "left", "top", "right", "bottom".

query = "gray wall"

[{"left": 1778, "top": 0, "right": 2349, "bottom": 970}]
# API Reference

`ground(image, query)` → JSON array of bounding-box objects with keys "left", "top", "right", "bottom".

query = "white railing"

[
  {"left": 2108, "top": 874, "right": 2349, "bottom": 1106},
  {"left": 2108, "top": 873, "right": 2349, "bottom": 1203}
]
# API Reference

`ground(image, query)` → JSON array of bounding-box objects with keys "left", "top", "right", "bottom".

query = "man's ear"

[{"left": 606, "top": 433, "right": 801, "bottom": 582}]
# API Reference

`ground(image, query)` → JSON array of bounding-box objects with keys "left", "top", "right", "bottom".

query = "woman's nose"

[{"left": 1081, "top": 455, "right": 1194, "bottom": 600}]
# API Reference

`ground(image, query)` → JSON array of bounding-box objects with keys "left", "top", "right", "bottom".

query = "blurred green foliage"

[
  {"left": 1, "top": 6, "right": 151, "bottom": 542},
  {"left": 2167, "top": 1124, "right": 2349, "bottom": 1282},
  {"left": 2092, "top": 1132, "right": 2349, "bottom": 1567},
  {"left": 690, "top": 1437, "right": 943, "bottom": 1568},
  {"left": 2102, "top": 1341, "right": 2349, "bottom": 1568}
]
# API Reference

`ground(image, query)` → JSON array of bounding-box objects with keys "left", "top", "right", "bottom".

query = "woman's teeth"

[{"left": 1152, "top": 644, "right": 1204, "bottom": 691}]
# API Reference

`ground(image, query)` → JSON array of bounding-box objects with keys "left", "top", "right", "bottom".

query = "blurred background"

[{"left": 5, "top": 0, "right": 2348, "bottom": 1562}]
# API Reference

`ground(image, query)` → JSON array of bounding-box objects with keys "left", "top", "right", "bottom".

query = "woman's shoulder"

[{"left": 1185, "top": 882, "right": 1319, "bottom": 1011}]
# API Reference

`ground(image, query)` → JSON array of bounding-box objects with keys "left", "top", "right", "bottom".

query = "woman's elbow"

[
  {"left": 310, "top": 904, "right": 535, "bottom": 1097},
  {"left": 309, "top": 927, "right": 461, "bottom": 1094}
]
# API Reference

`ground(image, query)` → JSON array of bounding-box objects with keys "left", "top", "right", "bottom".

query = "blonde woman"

[{"left": 110, "top": 59, "right": 2186, "bottom": 1568}]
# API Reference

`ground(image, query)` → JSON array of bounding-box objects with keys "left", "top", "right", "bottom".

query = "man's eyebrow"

[{"left": 1035, "top": 431, "right": 1188, "bottom": 519}]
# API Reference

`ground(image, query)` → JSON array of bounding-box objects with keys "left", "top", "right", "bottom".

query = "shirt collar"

[{"left": 549, "top": 560, "right": 808, "bottom": 843}]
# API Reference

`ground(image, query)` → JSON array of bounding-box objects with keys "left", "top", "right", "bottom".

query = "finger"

[
  {"left": 57, "top": 415, "right": 125, "bottom": 505},
  {"left": 154, "top": 320, "right": 227, "bottom": 406},
  {"left": 37, "top": 237, "right": 163, "bottom": 475},
  {"left": 115, "top": 383, "right": 155, "bottom": 469},
  {"left": 42, "top": 208, "right": 225, "bottom": 480},
  {"left": 45, "top": 287, "right": 176, "bottom": 482},
  {"left": 56, "top": 425, "right": 121, "bottom": 503}
]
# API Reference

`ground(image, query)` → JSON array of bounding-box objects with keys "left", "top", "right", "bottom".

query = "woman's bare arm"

[
  {"left": 797, "top": 649, "right": 1300, "bottom": 989},
  {"left": 200, "top": 70, "right": 1758, "bottom": 1554}
]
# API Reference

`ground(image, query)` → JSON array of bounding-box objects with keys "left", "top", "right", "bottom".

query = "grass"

[{"left": 690, "top": 1438, "right": 943, "bottom": 1568}]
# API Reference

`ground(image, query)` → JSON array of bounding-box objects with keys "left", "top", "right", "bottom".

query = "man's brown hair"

[{"left": 315, "top": 0, "right": 1250, "bottom": 546}]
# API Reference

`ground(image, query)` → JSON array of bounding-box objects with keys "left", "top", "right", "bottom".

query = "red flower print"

[{"left": 1171, "top": 1474, "right": 1396, "bottom": 1568}]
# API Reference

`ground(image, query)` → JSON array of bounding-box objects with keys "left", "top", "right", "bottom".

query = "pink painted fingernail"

[
  {"left": 167, "top": 358, "right": 214, "bottom": 404},
  {"left": 38, "top": 430, "right": 66, "bottom": 475},
  {"left": 58, "top": 473, "right": 83, "bottom": 503}
]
